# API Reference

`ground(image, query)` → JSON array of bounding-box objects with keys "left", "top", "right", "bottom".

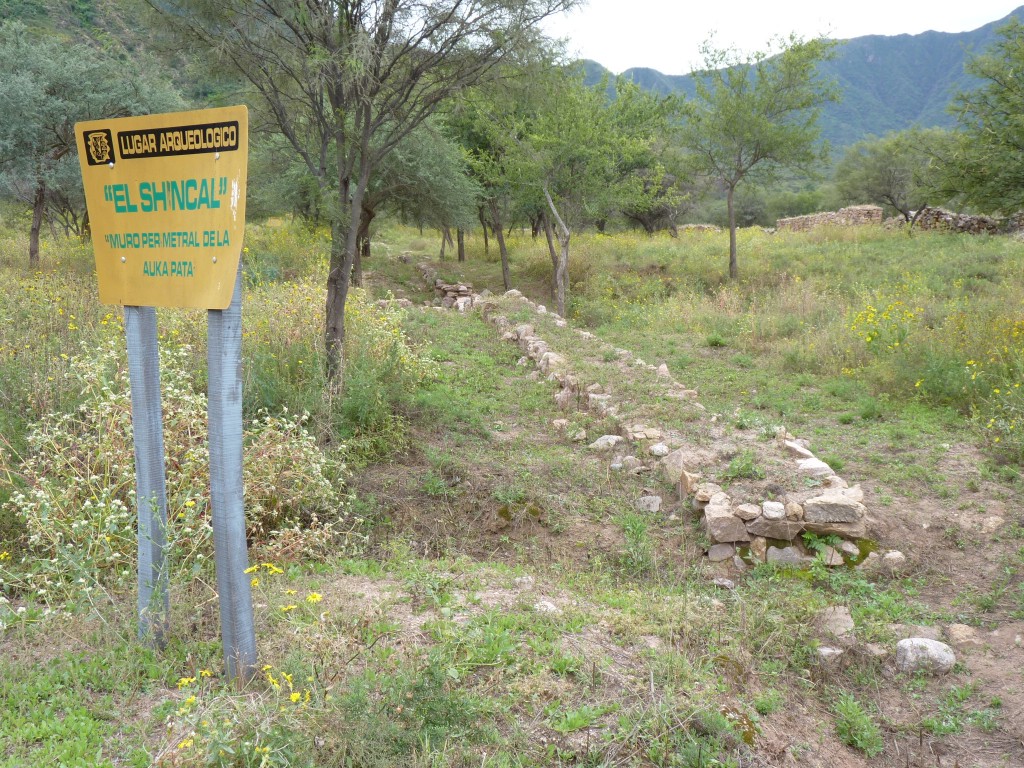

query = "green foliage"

[
  {"left": 834, "top": 129, "right": 951, "bottom": 219},
  {"left": 0, "top": 630, "right": 166, "bottom": 767},
  {"left": 722, "top": 449, "right": 766, "bottom": 481},
  {"left": 618, "top": 511, "right": 654, "bottom": 576},
  {"left": 0, "top": 21, "right": 181, "bottom": 258},
  {"left": 679, "top": 35, "right": 839, "bottom": 277},
  {"left": 941, "top": 19, "right": 1024, "bottom": 213},
  {"left": 832, "top": 693, "right": 884, "bottom": 756}
]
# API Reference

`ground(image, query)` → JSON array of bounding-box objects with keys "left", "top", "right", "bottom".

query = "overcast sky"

[{"left": 542, "top": 1, "right": 1024, "bottom": 74}]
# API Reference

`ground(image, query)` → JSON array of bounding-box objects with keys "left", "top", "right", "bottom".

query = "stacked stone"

[
  {"left": 476, "top": 289, "right": 876, "bottom": 568},
  {"left": 434, "top": 279, "right": 475, "bottom": 311},
  {"left": 912, "top": 206, "right": 1002, "bottom": 234},
  {"left": 375, "top": 297, "right": 414, "bottom": 310},
  {"left": 776, "top": 205, "right": 883, "bottom": 232}
]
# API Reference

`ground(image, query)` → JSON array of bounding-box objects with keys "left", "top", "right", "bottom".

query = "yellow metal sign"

[{"left": 76, "top": 106, "right": 248, "bottom": 310}]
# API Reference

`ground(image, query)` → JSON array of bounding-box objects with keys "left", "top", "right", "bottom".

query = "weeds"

[{"left": 832, "top": 692, "right": 884, "bottom": 756}]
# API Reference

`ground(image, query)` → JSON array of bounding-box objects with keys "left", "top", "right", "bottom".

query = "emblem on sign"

[{"left": 85, "top": 130, "right": 113, "bottom": 165}]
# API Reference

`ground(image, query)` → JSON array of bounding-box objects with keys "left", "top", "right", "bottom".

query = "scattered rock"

[
  {"left": 857, "top": 551, "right": 881, "bottom": 572},
  {"left": 533, "top": 599, "right": 560, "bottom": 615},
  {"left": 895, "top": 638, "right": 956, "bottom": 675},
  {"left": 864, "top": 643, "right": 889, "bottom": 658},
  {"left": 891, "top": 623, "right": 942, "bottom": 642},
  {"left": 981, "top": 516, "right": 1005, "bottom": 534},
  {"left": 817, "top": 646, "right": 845, "bottom": 668},
  {"left": 945, "top": 624, "right": 984, "bottom": 650},
  {"left": 818, "top": 606, "right": 856, "bottom": 645},
  {"left": 707, "top": 543, "right": 736, "bottom": 563},
  {"left": 881, "top": 550, "right": 908, "bottom": 575},
  {"left": 713, "top": 577, "right": 736, "bottom": 590},
  {"left": 589, "top": 435, "right": 623, "bottom": 452},
  {"left": 649, "top": 442, "right": 670, "bottom": 457},
  {"left": 636, "top": 495, "right": 662, "bottom": 513},
  {"left": 821, "top": 546, "right": 845, "bottom": 567},
  {"left": 838, "top": 541, "right": 861, "bottom": 558},
  {"left": 660, "top": 448, "right": 701, "bottom": 487},
  {"left": 513, "top": 575, "right": 535, "bottom": 589}
]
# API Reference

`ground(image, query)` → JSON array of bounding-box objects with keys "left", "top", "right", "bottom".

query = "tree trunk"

[
  {"left": 489, "top": 198, "right": 510, "bottom": 291},
  {"left": 325, "top": 218, "right": 349, "bottom": 381},
  {"left": 555, "top": 230, "right": 569, "bottom": 318},
  {"left": 457, "top": 228, "right": 465, "bottom": 262},
  {"left": 542, "top": 184, "right": 570, "bottom": 317},
  {"left": 29, "top": 180, "right": 45, "bottom": 268},
  {"left": 727, "top": 184, "right": 738, "bottom": 279},
  {"left": 478, "top": 207, "right": 489, "bottom": 253},
  {"left": 353, "top": 207, "right": 374, "bottom": 287},
  {"left": 542, "top": 212, "right": 558, "bottom": 304},
  {"left": 324, "top": 167, "right": 367, "bottom": 382},
  {"left": 439, "top": 227, "right": 453, "bottom": 260}
]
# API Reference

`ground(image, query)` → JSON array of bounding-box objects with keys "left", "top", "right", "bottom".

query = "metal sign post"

[
  {"left": 124, "top": 305, "right": 169, "bottom": 646},
  {"left": 208, "top": 264, "right": 256, "bottom": 682},
  {"left": 76, "top": 106, "right": 255, "bottom": 680}
]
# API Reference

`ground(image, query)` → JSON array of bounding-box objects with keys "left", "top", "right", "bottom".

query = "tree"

[
  {"left": 359, "top": 119, "right": 481, "bottom": 280},
  {"left": 0, "top": 22, "right": 181, "bottom": 265},
  {"left": 936, "top": 19, "right": 1024, "bottom": 214},
  {"left": 148, "top": 0, "right": 577, "bottom": 380},
  {"left": 834, "top": 129, "right": 948, "bottom": 221},
  {"left": 504, "top": 71, "right": 678, "bottom": 316},
  {"left": 679, "top": 36, "right": 838, "bottom": 278}
]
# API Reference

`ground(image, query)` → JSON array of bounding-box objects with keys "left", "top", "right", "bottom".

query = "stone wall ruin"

[{"left": 776, "top": 205, "right": 883, "bottom": 232}]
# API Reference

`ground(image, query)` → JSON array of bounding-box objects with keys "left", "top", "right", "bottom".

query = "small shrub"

[
  {"left": 618, "top": 512, "right": 653, "bottom": 576},
  {"left": 833, "top": 692, "right": 884, "bottom": 756},
  {"left": 722, "top": 449, "right": 766, "bottom": 481}
]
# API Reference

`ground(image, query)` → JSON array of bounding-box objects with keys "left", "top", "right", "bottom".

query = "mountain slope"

[{"left": 586, "top": 6, "right": 1024, "bottom": 148}]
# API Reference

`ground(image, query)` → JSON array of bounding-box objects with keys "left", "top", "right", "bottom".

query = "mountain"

[{"left": 584, "top": 6, "right": 1024, "bottom": 149}]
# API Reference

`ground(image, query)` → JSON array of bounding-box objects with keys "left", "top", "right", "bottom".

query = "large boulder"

[
  {"left": 896, "top": 638, "right": 956, "bottom": 675},
  {"left": 803, "top": 494, "right": 866, "bottom": 524},
  {"left": 703, "top": 505, "right": 750, "bottom": 544}
]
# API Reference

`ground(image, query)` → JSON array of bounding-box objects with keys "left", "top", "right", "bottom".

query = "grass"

[{"left": 3, "top": 216, "right": 1024, "bottom": 765}]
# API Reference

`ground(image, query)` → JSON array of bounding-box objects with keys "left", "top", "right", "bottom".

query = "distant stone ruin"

[
  {"left": 909, "top": 206, "right": 1002, "bottom": 235},
  {"left": 776, "top": 205, "right": 883, "bottom": 232}
]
